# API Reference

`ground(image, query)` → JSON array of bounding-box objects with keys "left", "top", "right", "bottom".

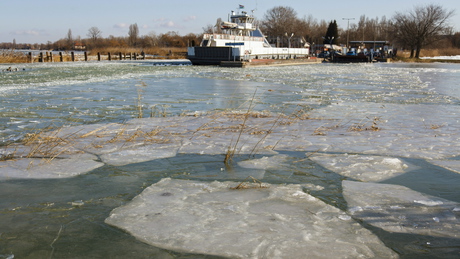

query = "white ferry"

[{"left": 187, "top": 9, "right": 310, "bottom": 65}]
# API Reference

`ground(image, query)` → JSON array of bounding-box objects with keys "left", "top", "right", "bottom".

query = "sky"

[{"left": 1, "top": 0, "right": 460, "bottom": 44}]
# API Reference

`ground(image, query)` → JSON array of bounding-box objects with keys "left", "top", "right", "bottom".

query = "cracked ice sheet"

[
  {"left": 309, "top": 153, "right": 418, "bottom": 182},
  {"left": 306, "top": 102, "right": 460, "bottom": 160},
  {"left": 105, "top": 178, "right": 397, "bottom": 259},
  {"left": 343, "top": 181, "right": 460, "bottom": 238},
  {"left": 0, "top": 153, "right": 103, "bottom": 180}
]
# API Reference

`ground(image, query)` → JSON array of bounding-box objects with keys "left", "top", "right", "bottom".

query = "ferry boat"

[{"left": 187, "top": 9, "right": 310, "bottom": 65}]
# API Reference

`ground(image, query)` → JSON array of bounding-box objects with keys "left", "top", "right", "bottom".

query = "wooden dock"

[{"left": 28, "top": 51, "right": 147, "bottom": 63}]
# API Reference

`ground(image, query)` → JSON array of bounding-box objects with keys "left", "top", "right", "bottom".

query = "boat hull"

[
  {"left": 187, "top": 46, "right": 310, "bottom": 65},
  {"left": 332, "top": 55, "right": 371, "bottom": 63},
  {"left": 187, "top": 47, "right": 234, "bottom": 65}
]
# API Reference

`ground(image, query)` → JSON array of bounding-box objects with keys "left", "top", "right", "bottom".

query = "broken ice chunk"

[
  {"left": 310, "top": 154, "right": 415, "bottom": 182},
  {"left": 106, "top": 178, "right": 397, "bottom": 258},
  {"left": 343, "top": 180, "right": 460, "bottom": 238},
  {"left": 0, "top": 154, "right": 103, "bottom": 180}
]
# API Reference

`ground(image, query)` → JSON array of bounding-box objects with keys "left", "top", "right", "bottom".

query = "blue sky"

[{"left": 2, "top": 0, "right": 459, "bottom": 44}]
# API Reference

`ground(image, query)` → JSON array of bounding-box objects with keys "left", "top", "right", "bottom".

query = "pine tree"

[{"left": 323, "top": 20, "right": 339, "bottom": 44}]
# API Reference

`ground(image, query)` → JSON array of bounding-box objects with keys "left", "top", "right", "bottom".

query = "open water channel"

[{"left": 1, "top": 60, "right": 460, "bottom": 258}]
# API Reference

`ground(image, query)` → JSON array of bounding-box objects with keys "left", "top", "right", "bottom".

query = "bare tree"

[
  {"left": 392, "top": 4, "right": 454, "bottom": 58},
  {"left": 202, "top": 24, "right": 214, "bottom": 34},
  {"left": 141, "top": 31, "right": 159, "bottom": 47},
  {"left": 215, "top": 18, "right": 223, "bottom": 34},
  {"left": 261, "top": 6, "right": 298, "bottom": 37},
  {"left": 128, "top": 23, "right": 139, "bottom": 46},
  {"left": 87, "top": 27, "right": 102, "bottom": 44}
]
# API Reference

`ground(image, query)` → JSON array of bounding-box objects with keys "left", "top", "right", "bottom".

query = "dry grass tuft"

[
  {"left": 348, "top": 117, "right": 381, "bottom": 132},
  {"left": 106, "top": 127, "right": 168, "bottom": 145},
  {"left": 230, "top": 176, "right": 269, "bottom": 190},
  {"left": 20, "top": 128, "right": 79, "bottom": 165}
]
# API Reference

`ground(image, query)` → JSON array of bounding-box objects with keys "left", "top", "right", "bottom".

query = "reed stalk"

[{"left": 224, "top": 89, "right": 258, "bottom": 166}]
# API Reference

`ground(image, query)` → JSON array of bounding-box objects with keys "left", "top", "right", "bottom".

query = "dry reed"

[
  {"left": 0, "top": 51, "right": 29, "bottom": 63},
  {"left": 230, "top": 176, "right": 269, "bottom": 190},
  {"left": 224, "top": 89, "right": 258, "bottom": 166}
]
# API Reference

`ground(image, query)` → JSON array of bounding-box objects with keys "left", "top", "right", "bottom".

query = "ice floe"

[
  {"left": 0, "top": 153, "right": 103, "bottom": 180},
  {"left": 237, "top": 154, "right": 290, "bottom": 170},
  {"left": 343, "top": 180, "right": 460, "bottom": 238},
  {"left": 105, "top": 178, "right": 398, "bottom": 258},
  {"left": 309, "top": 153, "right": 417, "bottom": 182}
]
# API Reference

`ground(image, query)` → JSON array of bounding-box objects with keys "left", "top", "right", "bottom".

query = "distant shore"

[{"left": 2, "top": 48, "right": 460, "bottom": 64}]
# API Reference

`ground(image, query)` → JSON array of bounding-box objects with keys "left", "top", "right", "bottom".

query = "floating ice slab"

[
  {"left": 0, "top": 153, "right": 103, "bottom": 180},
  {"left": 343, "top": 180, "right": 460, "bottom": 238},
  {"left": 106, "top": 178, "right": 398, "bottom": 258},
  {"left": 310, "top": 154, "right": 416, "bottom": 182},
  {"left": 99, "top": 143, "right": 180, "bottom": 166},
  {"left": 237, "top": 154, "right": 289, "bottom": 170}
]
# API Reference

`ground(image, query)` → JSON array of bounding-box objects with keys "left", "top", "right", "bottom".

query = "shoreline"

[{"left": 2, "top": 56, "right": 460, "bottom": 66}]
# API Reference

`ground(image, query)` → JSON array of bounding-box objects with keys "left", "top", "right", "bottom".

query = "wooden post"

[
  {"left": 39, "top": 52, "right": 44, "bottom": 62},
  {"left": 84, "top": 51, "right": 88, "bottom": 61},
  {"left": 71, "top": 52, "right": 75, "bottom": 62},
  {"left": 29, "top": 52, "right": 33, "bottom": 63},
  {"left": 119, "top": 52, "right": 122, "bottom": 60},
  {"left": 129, "top": 53, "right": 132, "bottom": 60},
  {"left": 97, "top": 52, "right": 101, "bottom": 61},
  {"left": 49, "top": 52, "right": 53, "bottom": 62},
  {"left": 59, "top": 52, "right": 63, "bottom": 62},
  {"left": 108, "top": 52, "right": 111, "bottom": 61}
]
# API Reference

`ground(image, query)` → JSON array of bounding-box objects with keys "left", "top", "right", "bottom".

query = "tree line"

[
  {"left": 1, "top": 23, "right": 201, "bottom": 52},
  {"left": 1, "top": 4, "right": 457, "bottom": 59},
  {"left": 261, "top": 4, "right": 457, "bottom": 58}
]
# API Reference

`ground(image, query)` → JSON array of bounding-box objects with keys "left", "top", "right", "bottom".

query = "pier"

[{"left": 28, "top": 51, "right": 147, "bottom": 63}]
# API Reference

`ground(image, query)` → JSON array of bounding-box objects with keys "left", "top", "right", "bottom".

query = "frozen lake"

[{"left": 1, "top": 60, "right": 460, "bottom": 258}]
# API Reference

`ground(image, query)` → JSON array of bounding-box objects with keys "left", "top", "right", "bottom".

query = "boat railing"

[{"left": 203, "top": 33, "right": 264, "bottom": 42}]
